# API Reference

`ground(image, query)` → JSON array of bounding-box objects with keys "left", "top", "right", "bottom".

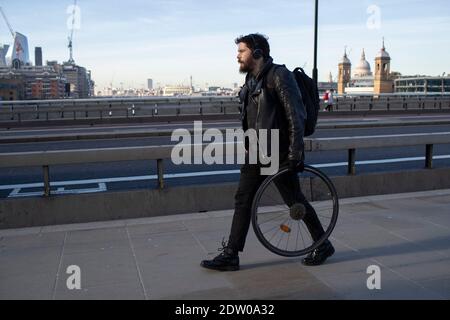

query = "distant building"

[
  {"left": 373, "top": 42, "right": 394, "bottom": 94},
  {"left": 338, "top": 40, "right": 394, "bottom": 95},
  {"left": 5, "top": 32, "right": 31, "bottom": 67},
  {"left": 208, "top": 86, "right": 220, "bottom": 92},
  {"left": 0, "top": 74, "right": 25, "bottom": 101},
  {"left": 163, "top": 85, "right": 192, "bottom": 96},
  {"left": 0, "top": 16, "right": 94, "bottom": 100},
  {"left": 147, "top": 78, "right": 153, "bottom": 90},
  {"left": 0, "top": 58, "right": 94, "bottom": 100},
  {"left": 35, "top": 47, "right": 42, "bottom": 66},
  {"left": 395, "top": 76, "right": 450, "bottom": 94},
  {"left": 0, "top": 65, "right": 66, "bottom": 100},
  {"left": 0, "top": 44, "right": 9, "bottom": 66},
  {"left": 61, "top": 62, "right": 94, "bottom": 98}
]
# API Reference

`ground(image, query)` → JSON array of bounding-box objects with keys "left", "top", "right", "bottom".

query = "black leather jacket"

[{"left": 239, "top": 57, "right": 306, "bottom": 162}]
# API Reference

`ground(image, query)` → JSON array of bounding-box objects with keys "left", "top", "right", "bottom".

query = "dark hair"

[{"left": 235, "top": 33, "right": 270, "bottom": 60}]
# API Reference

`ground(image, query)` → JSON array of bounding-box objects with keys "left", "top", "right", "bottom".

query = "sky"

[{"left": 1, "top": 0, "right": 449, "bottom": 91}]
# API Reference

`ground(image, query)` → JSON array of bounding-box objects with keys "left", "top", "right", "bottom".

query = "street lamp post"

[{"left": 313, "top": 0, "right": 319, "bottom": 85}]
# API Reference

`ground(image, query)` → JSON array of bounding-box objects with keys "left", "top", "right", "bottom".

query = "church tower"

[
  {"left": 374, "top": 38, "right": 394, "bottom": 94},
  {"left": 338, "top": 48, "right": 351, "bottom": 94}
]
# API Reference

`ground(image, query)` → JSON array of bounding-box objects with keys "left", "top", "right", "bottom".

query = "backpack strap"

[{"left": 263, "top": 63, "right": 286, "bottom": 100}]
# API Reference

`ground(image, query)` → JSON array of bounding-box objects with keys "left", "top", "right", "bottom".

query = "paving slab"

[{"left": 0, "top": 189, "right": 449, "bottom": 300}]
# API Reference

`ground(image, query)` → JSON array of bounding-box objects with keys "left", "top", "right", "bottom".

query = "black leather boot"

[
  {"left": 302, "top": 239, "right": 335, "bottom": 266},
  {"left": 201, "top": 240, "right": 240, "bottom": 271}
]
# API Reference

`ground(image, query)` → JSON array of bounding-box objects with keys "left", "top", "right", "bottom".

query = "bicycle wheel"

[{"left": 251, "top": 165, "right": 339, "bottom": 257}]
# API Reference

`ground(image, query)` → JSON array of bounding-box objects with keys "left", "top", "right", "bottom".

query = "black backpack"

[
  {"left": 239, "top": 65, "right": 320, "bottom": 137},
  {"left": 292, "top": 67, "right": 320, "bottom": 136}
]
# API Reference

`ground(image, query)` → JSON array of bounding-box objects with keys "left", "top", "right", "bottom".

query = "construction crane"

[
  {"left": 0, "top": 6, "right": 15, "bottom": 38},
  {"left": 67, "top": 0, "right": 77, "bottom": 64}
]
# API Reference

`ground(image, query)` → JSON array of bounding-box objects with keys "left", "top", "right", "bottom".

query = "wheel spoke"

[
  {"left": 275, "top": 217, "right": 289, "bottom": 248},
  {"left": 298, "top": 220, "right": 306, "bottom": 249},
  {"left": 262, "top": 221, "right": 283, "bottom": 236},
  {"left": 258, "top": 210, "right": 287, "bottom": 225},
  {"left": 286, "top": 220, "right": 292, "bottom": 251},
  {"left": 299, "top": 221, "right": 312, "bottom": 245}
]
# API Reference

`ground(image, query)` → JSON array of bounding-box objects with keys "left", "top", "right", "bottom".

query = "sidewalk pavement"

[{"left": 0, "top": 189, "right": 449, "bottom": 300}]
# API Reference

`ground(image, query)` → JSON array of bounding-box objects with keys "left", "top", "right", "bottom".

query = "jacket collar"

[
  {"left": 245, "top": 57, "right": 274, "bottom": 83},
  {"left": 255, "top": 57, "right": 274, "bottom": 81}
]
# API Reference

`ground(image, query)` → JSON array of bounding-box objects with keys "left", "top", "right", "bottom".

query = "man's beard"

[{"left": 239, "top": 61, "right": 252, "bottom": 74}]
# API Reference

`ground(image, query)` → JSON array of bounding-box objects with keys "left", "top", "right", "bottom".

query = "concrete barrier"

[
  {"left": 1, "top": 167, "right": 450, "bottom": 229},
  {"left": 2, "top": 95, "right": 450, "bottom": 126}
]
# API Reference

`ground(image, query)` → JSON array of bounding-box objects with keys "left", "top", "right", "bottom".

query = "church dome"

[
  {"left": 339, "top": 47, "right": 351, "bottom": 64},
  {"left": 340, "top": 53, "right": 351, "bottom": 64},
  {"left": 377, "top": 39, "right": 390, "bottom": 58},
  {"left": 353, "top": 49, "right": 372, "bottom": 78}
]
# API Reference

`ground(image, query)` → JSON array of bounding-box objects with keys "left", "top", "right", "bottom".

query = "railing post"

[
  {"left": 43, "top": 165, "right": 51, "bottom": 197},
  {"left": 348, "top": 148, "right": 356, "bottom": 175},
  {"left": 425, "top": 144, "right": 433, "bottom": 169},
  {"left": 157, "top": 159, "right": 164, "bottom": 189}
]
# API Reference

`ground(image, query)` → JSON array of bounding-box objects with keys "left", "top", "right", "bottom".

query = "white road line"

[
  {"left": 8, "top": 183, "right": 107, "bottom": 198},
  {"left": 1, "top": 155, "right": 450, "bottom": 191}
]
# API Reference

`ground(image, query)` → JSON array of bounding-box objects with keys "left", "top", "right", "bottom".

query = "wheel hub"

[{"left": 289, "top": 203, "right": 306, "bottom": 221}]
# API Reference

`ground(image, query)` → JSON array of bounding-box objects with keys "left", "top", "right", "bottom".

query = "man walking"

[{"left": 200, "top": 33, "right": 334, "bottom": 271}]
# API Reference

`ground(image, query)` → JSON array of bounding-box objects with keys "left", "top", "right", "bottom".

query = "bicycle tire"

[{"left": 251, "top": 164, "right": 339, "bottom": 257}]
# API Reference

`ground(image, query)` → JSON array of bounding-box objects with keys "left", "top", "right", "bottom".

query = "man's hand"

[{"left": 289, "top": 159, "right": 304, "bottom": 172}]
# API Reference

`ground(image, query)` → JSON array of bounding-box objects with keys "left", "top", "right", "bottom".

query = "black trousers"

[{"left": 228, "top": 162, "right": 326, "bottom": 252}]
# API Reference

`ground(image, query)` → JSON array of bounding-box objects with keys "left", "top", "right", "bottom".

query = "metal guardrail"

[
  {"left": 332, "top": 95, "right": 450, "bottom": 112},
  {"left": 0, "top": 97, "right": 240, "bottom": 123},
  {"left": 1, "top": 95, "right": 450, "bottom": 124},
  {"left": 1, "top": 132, "right": 450, "bottom": 197}
]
